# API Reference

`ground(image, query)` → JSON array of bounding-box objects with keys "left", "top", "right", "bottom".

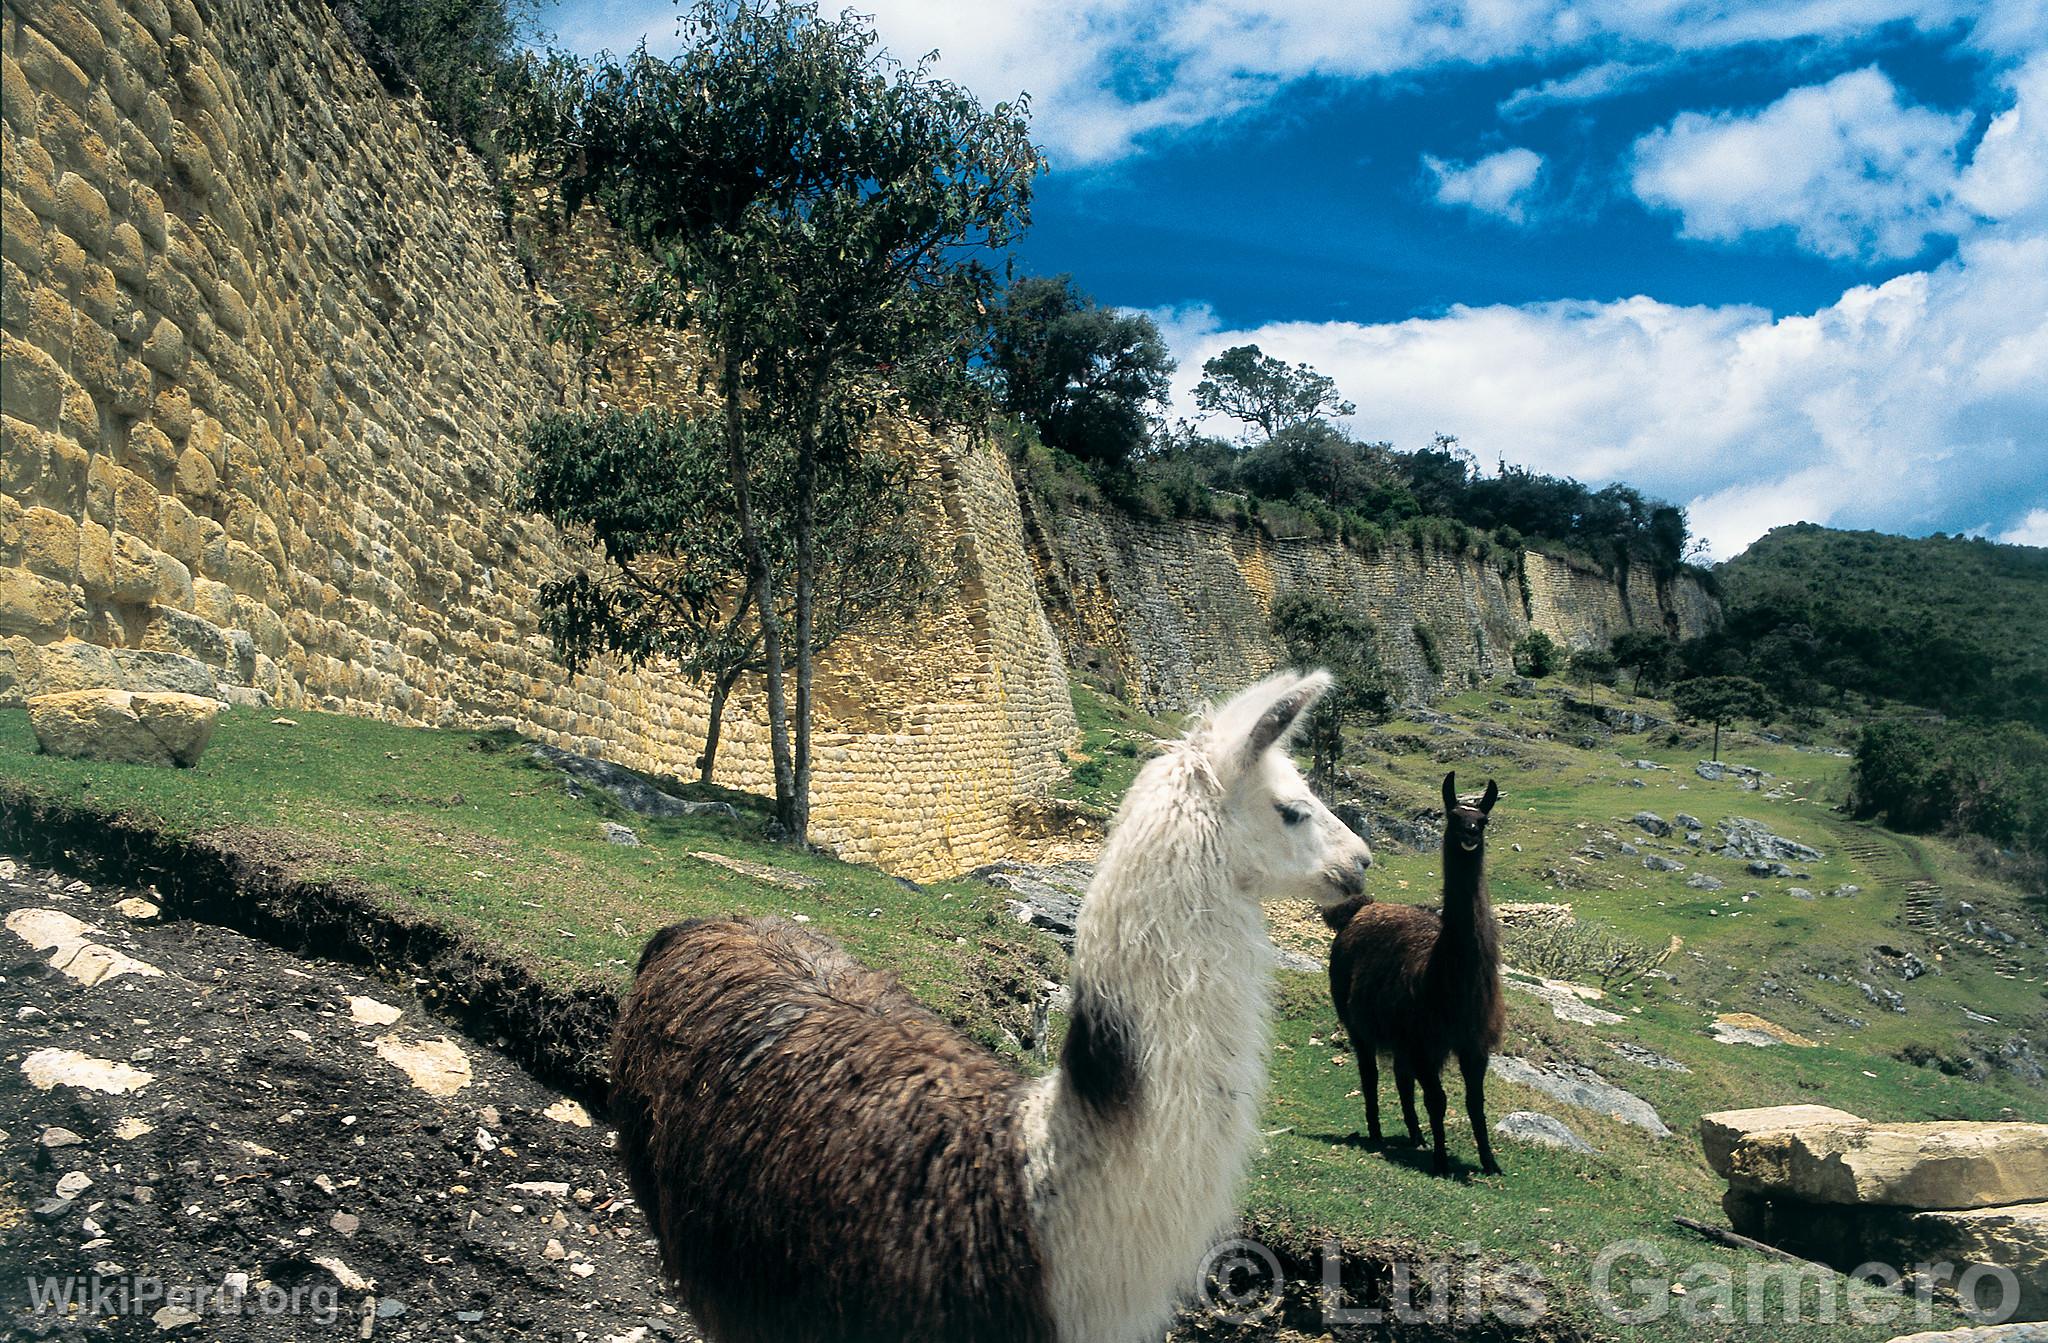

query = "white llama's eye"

[{"left": 1276, "top": 802, "right": 1308, "bottom": 826}]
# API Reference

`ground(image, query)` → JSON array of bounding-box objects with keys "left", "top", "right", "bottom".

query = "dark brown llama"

[{"left": 1327, "top": 771, "right": 1506, "bottom": 1175}]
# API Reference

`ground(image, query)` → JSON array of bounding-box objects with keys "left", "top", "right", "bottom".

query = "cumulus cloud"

[
  {"left": 2000, "top": 509, "right": 2048, "bottom": 547},
  {"left": 542, "top": 0, "right": 2031, "bottom": 164},
  {"left": 1424, "top": 149, "right": 1545, "bottom": 223},
  {"left": 1156, "top": 221, "right": 2048, "bottom": 559},
  {"left": 1630, "top": 68, "right": 1973, "bottom": 261}
]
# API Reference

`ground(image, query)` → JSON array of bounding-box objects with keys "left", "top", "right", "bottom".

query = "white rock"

[
  {"left": 372, "top": 1035, "right": 471, "bottom": 1097},
  {"left": 5, "top": 908, "right": 163, "bottom": 986},
  {"left": 22, "top": 1048, "right": 154, "bottom": 1095},
  {"left": 348, "top": 996, "right": 403, "bottom": 1027},
  {"left": 55, "top": 1171, "right": 93, "bottom": 1198},
  {"left": 543, "top": 1099, "right": 592, "bottom": 1128}
]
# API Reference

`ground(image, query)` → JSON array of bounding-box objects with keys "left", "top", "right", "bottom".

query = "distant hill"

[{"left": 1694, "top": 523, "right": 2048, "bottom": 729}]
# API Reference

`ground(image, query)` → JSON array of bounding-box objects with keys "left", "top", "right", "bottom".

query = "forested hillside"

[{"left": 1691, "top": 524, "right": 2048, "bottom": 728}]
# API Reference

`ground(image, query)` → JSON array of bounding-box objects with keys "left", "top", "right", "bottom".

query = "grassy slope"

[
  {"left": 0, "top": 710, "right": 1063, "bottom": 1066},
  {"left": 3, "top": 678, "right": 2041, "bottom": 1341},
  {"left": 1243, "top": 676, "right": 2042, "bottom": 1340}
]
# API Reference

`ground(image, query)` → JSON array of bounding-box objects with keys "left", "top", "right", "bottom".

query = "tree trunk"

[
  {"left": 698, "top": 668, "right": 739, "bottom": 786},
  {"left": 718, "top": 342, "right": 796, "bottom": 828},
  {"left": 790, "top": 421, "right": 817, "bottom": 847}
]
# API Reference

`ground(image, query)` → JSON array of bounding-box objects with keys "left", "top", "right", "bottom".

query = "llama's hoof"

[
  {"left": 1481, "top": 1157, "right": 1503, "bottom": 1175},
  {"left": 1396, "top": 1133, "right": 1424, "bottom": 1148},
  {"left": 1431, "top": 1157, "right": 1451, "bottom": 1176}
]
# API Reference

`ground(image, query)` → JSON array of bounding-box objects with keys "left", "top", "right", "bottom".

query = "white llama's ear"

[{"left": 1207, "top": 670, "right": 1331, "bottom": 779}]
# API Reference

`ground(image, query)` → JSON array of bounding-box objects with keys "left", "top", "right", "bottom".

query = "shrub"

[{"left": 1513, "top": 630, "right": 1560, "bottom": 678}]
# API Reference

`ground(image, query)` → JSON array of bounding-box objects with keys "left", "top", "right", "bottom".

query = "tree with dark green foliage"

[
  {"left": 1853, "top": 718, "right": 2048, "bottom": 863},
  {"left": 509, "top": 0, "right": 1040, "bottom": 841},
  {"left": 987, "top": 275, "right": 1174, "bottom": 469},
  {"left": 1236, "top": 421, "right": 1393, "bottom": 510},
  {"left": 520, "top": 409, "right": 930, "bottom": 785},
  {"left": 1194, "top": 345, "right": 1356, "bottom": 439},
  {"left": 1269, "top": 593, "right": 1393, "bottom": 789},
  {"left": 1671, "top": 675, "right": 1774, "bottom": 763},
  {"left": 331, "top": 0, "right": 537, "bottom": 160},
  {"left": 1513, "top": 630, "right": 1560, "bottom": 678},
  {"left": 1610, "top": 628, "right": 1679, "bottom": 697},
  {"left": 1567, "top": 646, "right": 1618, "bottom": 698}
]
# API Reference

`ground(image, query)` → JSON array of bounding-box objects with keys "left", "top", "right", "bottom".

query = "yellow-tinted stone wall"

[
  {"left": 0, "top": 0, "right": 1074, "bottom": 879},
  {"left": 1031, "top": 501, "right": 1718, "bottom": 714}
]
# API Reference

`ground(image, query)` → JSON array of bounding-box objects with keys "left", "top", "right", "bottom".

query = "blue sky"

[{"left": 535, "top": 1, "right": 2048, "bottom": 558}]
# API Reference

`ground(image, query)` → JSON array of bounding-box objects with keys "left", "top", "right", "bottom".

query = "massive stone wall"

[
  {"left": 0, "top": 0, "right": 1075, "bottom": 878},
  {"left": 1026, "top": 499, "right": 1718, "bottom": 714}
]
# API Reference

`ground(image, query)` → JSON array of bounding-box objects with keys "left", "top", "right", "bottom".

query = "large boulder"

[
  {"left": 1716, "top": 816, "right": 1824, "bottom": 863},
  {"left": 1905, "top": 1202, "right": 2048, "bottom": 1321},
  {"left": 1701, "top": 1105, "right": 1862, "bottom": 1174},
  {"left": 27, "top": 690, "right": 221, "bottom": 768},
  {"left": 1705, "top": 1108, "right": 2048, "bottom": 1210}
]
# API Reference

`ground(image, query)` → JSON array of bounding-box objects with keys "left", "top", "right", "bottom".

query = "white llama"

[{"left": 609, "top": 670, "right": 1373, "bottom": 1343}]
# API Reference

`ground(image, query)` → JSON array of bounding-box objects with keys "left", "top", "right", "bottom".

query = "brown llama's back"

[
  {"left": 611, "top": 917, "right": 1052, "bottom": 1343},
  {"left": 1330, "top": 903, "right": 1505, "bottom": 1064}
]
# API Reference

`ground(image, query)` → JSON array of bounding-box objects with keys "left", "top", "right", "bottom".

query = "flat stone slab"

[
  {"left": 1702, "top": 1105, "right": 1864, "bottom": 1176},
  {"left": 1491, "top": 1055, "right": 1671, "bottom": 1137},
  {"left": 1708, "top": 1109, "right": 2048, "bottom": 1209},
  {"left": 1495, "top": 1110, "right": 1594, "bottom": 1152},
  {"left": 1503, "top": 973, "right": 1625, "bottom": 1026},
  {"left": 1709, "top": 1012, "right": 1816, "bottom": 1047},
  {"left": 1886, "top": 1323, "right": 2048, "bottom": 1342}
]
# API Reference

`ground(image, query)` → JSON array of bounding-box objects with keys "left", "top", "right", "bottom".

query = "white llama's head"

[{"left": 1188, "top": 670, "right": 1373, "bottom": 912}]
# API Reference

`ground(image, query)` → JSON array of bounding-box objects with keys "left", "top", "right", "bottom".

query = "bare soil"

[{"left": 0, "top": 852, "right": 693, "bottom": 1341}]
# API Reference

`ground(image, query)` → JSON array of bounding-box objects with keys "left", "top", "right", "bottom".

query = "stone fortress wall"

[
  {"left": 1028, "top": 501, "right": 1718, "bottom": 715},
  {"left": 0, "top": 0, "right": 1075, "bottom": 879},
  {"left": 0, "top": 0, "right": 1716, "bottom": 876}
]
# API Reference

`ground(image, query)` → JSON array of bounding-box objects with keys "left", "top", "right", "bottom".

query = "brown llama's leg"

[
  {"left": 1461, "top": 1050, "right": 1502, "bottom": 1176},
  {"left": 1393, "top": 1057, "right": 1424, "bottom": 1147},
  {"left": 1421, "top": 1067, "right": 1451, "bottom": 1175},
  {"left": 1358, "top": 1039, "right": 1382, "bottom": 1144}
]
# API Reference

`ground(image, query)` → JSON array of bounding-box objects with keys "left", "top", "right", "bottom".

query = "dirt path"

[{"left": 0, "top": 852, "right": 694, "bottom": 1341}]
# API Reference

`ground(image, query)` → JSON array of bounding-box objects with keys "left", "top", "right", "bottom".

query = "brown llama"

[
  {"left": 609, "top": 673, "right": 1374, "bottom": 1343},
  {"left": 1327, "top": 771, "right": 1505, "bottom": 1176}
]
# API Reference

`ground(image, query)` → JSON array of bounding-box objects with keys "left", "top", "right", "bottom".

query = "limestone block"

[
  {"left": 53, "top": 171, "right": 109, "bottom": 253},
  {"left": 1718, "top": 1116, "right": 2048, "bottom": 1210},
  {"left": 105, "top": 648, "right": 217, "bottom": 699},
  {"left": 1701, "top": 1105, "right": 1864, "bottom": 1176},
  {"left": 1, "top": 332, "right": 74, "bottom": 427},
  {"left": 2, "top": 192, "right": 46, "bottom": 272},
  {"left": 17, "top": 507, "right": 80, "bottom": 579},
  {"left": 1905, "top": 1203, "right": 2048, "bottom": 1321},
  {"left": 0, "top": 567, "right": 83, "bottom": 638},
  {"left": 28, "top": 688, "right": 220, "bottom": 767}
]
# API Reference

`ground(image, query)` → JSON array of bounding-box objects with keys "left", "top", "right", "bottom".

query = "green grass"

[
  {"left": 1053, "top": 678, "right": 1175, "bottom": 812},
  {"left": 4, "top": 674, "right": 2040, "bottom": 1341},
  {"left": 1226, "top": 673, "right": 2043, "bottom": 1340},
  {"left": 0, "top": 709, "right": 1064, "bottom": 1065}
]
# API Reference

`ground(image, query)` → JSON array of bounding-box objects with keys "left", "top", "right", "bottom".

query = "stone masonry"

[
  {"left": 1027, "top": 499, "right": 1718, "bottom": 714},
  {"left": 0, "top": 0, "right": 1074, "bottom": 879}
]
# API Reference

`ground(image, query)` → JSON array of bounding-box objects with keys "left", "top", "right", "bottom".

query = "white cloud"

[
  {"left": 1156, "top": 223, "right": 2048, "bottom": 559},
  {"left": 1499, "top": 59, "right": 1666, "bottom": 119},
  {"left": 543, "top": 0, "right": 2027, "bottom": 165},
  {"left": 1630, "top": 67, "right": 1973, "bottom": 262},
  {"left": 1425, "top": 148, "right": 1545, "bottom": 223},
  {"left": 2000, "top": 509, "right": 2048, "bottom": 547}
]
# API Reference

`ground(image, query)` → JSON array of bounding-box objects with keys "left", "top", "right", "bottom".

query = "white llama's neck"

[{"left": 1024, "top": 755, "right": 1275, "bottom": 1343}]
